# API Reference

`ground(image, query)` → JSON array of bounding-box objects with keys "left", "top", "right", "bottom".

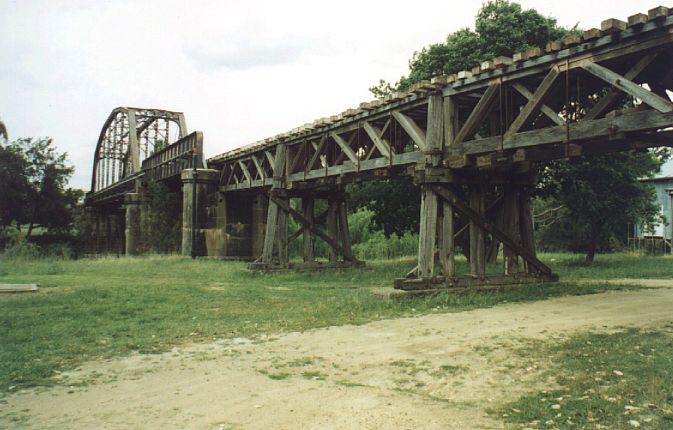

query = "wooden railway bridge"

[{"left": 85, "top": 6, "right": 673, "bottom": 292}]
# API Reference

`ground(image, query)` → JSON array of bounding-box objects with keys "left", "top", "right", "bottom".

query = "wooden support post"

[
  {"left": 469, "top": 185, "right": 486, "bottom": 277},
  {"left": 416, "top": 94, "right": 443, "bottom": 278},
  {"left": 503, "top": 184, "right": 520, "bottom": 274},
  {"left": 260, "top": 144, "right": 287, "bottom": 265},
  {"left": 431, "top": 185, "right": 552, "bottom": 276},
  {"left": 261, "top": 202, "right": 279, "bottom": 263},
  {"left": 277, "top": 208, "right": 289, "bottom": 265},
  {"left": 337, "top": 200, "right": 355, "bottom": 261},
  {"left": 327, "top": 199, "right": 339, "bottom": 263},
  {"left": 417, "top": 187, "right": 438, "bottom": 278},
  {"left": 441, "top": 201, "right": 455, "bottom": 277},
  {"left": 440, "top": 95, "right": 457, "bottom": 277},
  {"left": 519, "top": 186, "right": 536, "bottom": 274},
  {"left": 302, "top": 196, "right": 315, "bottom": 263}
]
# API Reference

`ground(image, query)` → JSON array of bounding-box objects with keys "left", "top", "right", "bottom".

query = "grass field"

[
  {"left": 0, "top": 252, "right": 670, "bottom": 395},
  {"left": 496, "top": 329, "right": 673, "bottom": 429}
]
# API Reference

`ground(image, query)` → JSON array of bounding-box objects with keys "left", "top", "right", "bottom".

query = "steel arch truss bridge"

[{"left": 85, "top": 6, "right": 673, "bottom": 293}]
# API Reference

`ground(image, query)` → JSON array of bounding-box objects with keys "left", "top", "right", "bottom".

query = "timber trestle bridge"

[{"left": 85, "top": 6, "right": 673, "bottom": 293}]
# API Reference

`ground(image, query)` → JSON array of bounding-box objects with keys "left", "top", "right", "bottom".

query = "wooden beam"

[
  {"left": 506, "top": 67, "right": 561, "bottom": 137},
  {"left": 271, "top": 196, "right": 345, "bottom": 257},
  {"left": 503, "top": 185, "right": 520, "bottom": 275},
  {"left": 302, "top": 197, "right": 315, "bottom": 263},
  {"left": 261, "top": 144, "right": 288, "bottom": 263},
  {"left": 468, "top": 185, "right": 486, "bottom": 276},
  {"left": 327, "top": 200, "right": 339, "bottom": 262},
  {"left": 392, "top": 110, "right": 427, "bottom": 151},
  {"left": 444, "top": 96, "right": 458, "bottom": 148},
  {"left": 306, "top": 134, "right": 328, "bottom": 171},
  {"left": 584, "top": 53, "right": 658, "bottom": 120},
  {"left": 431, "top": 185, "right": 553, "bottom": 275},
  {"left": 237, "top": 160, "right": 252, "bottom": 183},
  {"left": 362, "top": 121, "right": 392, "bottom": 158},
  {"left": 519, "top": 187, "right": 536, "bottom": 274},
  {"left": 417, "top": 188, "right": 438, "bottom": 278},
  {"left": 581, "top": 61, "right": 673, "bottom": 113},
  {"left": 337, "top": 201, "right": 356, "bottom": 262},
  {"left": 441, "top": 201, "right": 455, "bottom": 277},
  {"left": 264, "top": 150, "right": 275, "bottom": 168},
  {"left": 277, "top": 207, "right": 288, "bottom": 265},
  {"left": 250, "top": 155, "right": 266, "bottom": 180},
  {"left": 450, "top": 109, "right": 673, "bottom": 156},
  {"left": 330, "top": 132, "right": 359, "bottom": 164},
  {"left": 289, "top": 141, "right": 307, "bottom": 174},
  {"left": 511, "top": 83, "right": 564, "bottom": 126},
  {"left": 262, "top": 201, "right": 279, "bottom": 263},
  {"left": 454, "top": 82, "right": 501, "bottom": 144}
]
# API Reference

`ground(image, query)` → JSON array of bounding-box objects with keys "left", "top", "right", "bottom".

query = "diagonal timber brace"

[
  {"left": 429, "top": 185, "right": 553, "bottom": 275},
  {"left": 584, "top": 53, "right": 659, "bottom": 120},
  {"left": 269, "top": 196, "right": 358, "bottom": 263},
  {"left": 581, "top": 61, "right": 673, "bottom": 113}
]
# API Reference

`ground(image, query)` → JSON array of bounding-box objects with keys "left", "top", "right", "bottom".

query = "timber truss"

[{"left": 207, "top": 6, "right": 673, "bottom": 292}]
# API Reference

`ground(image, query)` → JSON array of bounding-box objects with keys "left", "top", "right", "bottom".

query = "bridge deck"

[{"left": 208, "top": 10, "right": 673, "bottom": 192}]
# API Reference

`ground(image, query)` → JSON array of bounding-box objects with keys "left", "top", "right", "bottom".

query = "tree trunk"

[{"left": 585, "top": 223, "right": 600, "bottom": 265}]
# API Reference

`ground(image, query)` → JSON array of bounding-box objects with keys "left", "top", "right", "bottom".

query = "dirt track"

[{"left": 2, "top": 282, "right": 673, "bottom": 429}]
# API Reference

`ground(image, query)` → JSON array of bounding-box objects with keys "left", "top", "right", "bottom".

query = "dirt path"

[{"left": 3, "top": 284, "right": 673, "bottom": 430}]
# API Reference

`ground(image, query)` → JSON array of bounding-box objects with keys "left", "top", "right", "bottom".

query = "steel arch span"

[{"left": 90, "top": 107, "right": 188, "bottom": 193}]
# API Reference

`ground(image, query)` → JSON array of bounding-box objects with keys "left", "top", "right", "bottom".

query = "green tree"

[
  {"left": 0, "top": 118, "right": 7, "bottom": 143},
  {"left": 537, "top": 153, "right": 661, "bottom": 263},
  {"left": 0, "top": 143, "right": 29, "bottom": 228},
  {"left": 0, "top": 138, "right": 80, "bottom": 238},
  {"left": 348, "top": 177, "right": 420, "bottom": 236},
  {"left": 372, "top": 0, "right": 569, "bottom": 94}
]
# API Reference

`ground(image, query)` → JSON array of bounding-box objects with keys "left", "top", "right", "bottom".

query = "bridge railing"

[{"left": 141, "top": 131, "right": 204, "bottom": 181}]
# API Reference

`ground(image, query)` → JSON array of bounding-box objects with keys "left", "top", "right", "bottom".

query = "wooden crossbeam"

[
  {"left": 250, "top": 155, "right": 266, "bottom": 180},
  {"left": 430, "top": 185, "right": 552, "bottom": 275},
  {"left": 270, "top": 196, "right": 346, "bottom": 258},
  {"left": 330, "top": 132, "right": 359, "bottom": 164},
  {"left": 511, "top": 83, "right": 564, "bottom": 126},
  {"left": 454, "top": 82, "right": 501, "bottom": 144},
  {"left": 506, "top": 67, "right": 561, "bottom": 137},
  {"left": 306, "top": 135, "right": 328, "bottom": 172},
  {"left": 581, "top": 61, "right": 673, "bottom": 113},
  {"left": 289, "top": 142, "right": 307, "bottom": 174},
  {"left": 584, "top": 53, "right": 658, "bottom": 120},
  {"left": 288, "top": 209, "right": 329, "bottom": 243},
  {"left": 237, "top": 160, "right": 252, "bottom": 183},
  {"left": 649, "top": 82, "right": 671, "bottom": 100},
  {"left": 264, "top": 150, "right": 275, "bottom": 168},
  {"left": 452, "top": 108, "right": 673, "bottom": 156},
  {"left": 392, "top": 110, "right": 427, "bottom": 151},
  {"left": 362, "top": 121, "right": 392, "bottom": 158}
]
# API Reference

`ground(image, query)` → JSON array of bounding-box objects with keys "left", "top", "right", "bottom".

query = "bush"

[{"left": 353, "top": 230, "right": 418, "bottom": 260}]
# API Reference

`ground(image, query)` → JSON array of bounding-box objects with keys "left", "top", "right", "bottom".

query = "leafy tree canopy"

[
  {"left": 537, "top": 153, "right": 662, "bottom": 263},
  {"left": 0, "top": 137, "right": 82, "bottom": 238},
  {"left": 371, "top": 0, "right": 570, "bottom": 95}
]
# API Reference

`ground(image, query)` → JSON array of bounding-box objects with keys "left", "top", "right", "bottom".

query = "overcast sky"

[{"left": 1, "top": 0, "right": 667, "bottom": 190}]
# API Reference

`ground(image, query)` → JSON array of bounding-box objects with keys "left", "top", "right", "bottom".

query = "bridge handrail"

[{"left": 141, "top": 131, "right": 204, "bottom": 181}]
